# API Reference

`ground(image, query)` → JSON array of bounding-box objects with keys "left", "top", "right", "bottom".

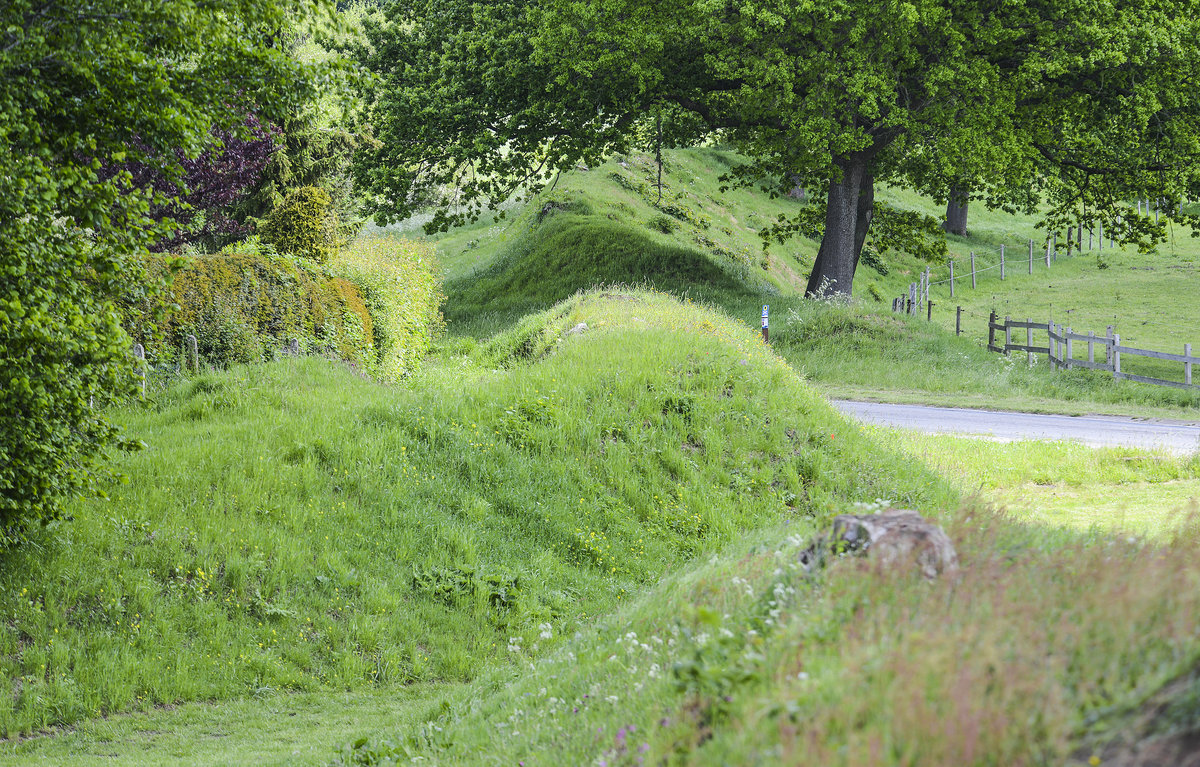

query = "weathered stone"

[
  {"left": 801, "top": 509, "right": 958, "bottom": 578},
  {"left": 566, "top": 322, "right": 588, "bottom": 336}
]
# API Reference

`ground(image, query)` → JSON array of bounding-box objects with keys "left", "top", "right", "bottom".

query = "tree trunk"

[
  {"left": 805, "top": 155, "right": 874, "bottom": 298},
  {"left": 788, "top": 174, "right": 806, "bottom": 201},
  {"left": 944, "top": 185, "right": 969, "bottom": 236}
]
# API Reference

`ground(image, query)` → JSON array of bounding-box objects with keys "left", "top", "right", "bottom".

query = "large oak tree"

[{"left": 354, "top": 0, "right": 1200, "bottom": 297}]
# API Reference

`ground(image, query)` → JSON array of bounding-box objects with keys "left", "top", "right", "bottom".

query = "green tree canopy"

[
  {"left": 354, "top": 0, "right": 1200, "bottom": 297},
  {"left": 0, "top": 0, "right": 334, "bottom": 542}
]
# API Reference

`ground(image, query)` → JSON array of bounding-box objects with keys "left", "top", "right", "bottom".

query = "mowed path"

[{"left": 834, "top": 400, "right": 1200, "bottom": 455}]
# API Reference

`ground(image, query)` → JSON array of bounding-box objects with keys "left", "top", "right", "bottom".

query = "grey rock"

[
  {"left": 566, "top": 322, "right": 588, "bottom": 336},
  {"left": 801, "top": 509, "right": 958, "bottom": 578}
]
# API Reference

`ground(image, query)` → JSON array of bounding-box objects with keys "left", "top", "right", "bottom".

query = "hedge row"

[{"left": 123, "top": 238, "right": 441, "bottom": 379}]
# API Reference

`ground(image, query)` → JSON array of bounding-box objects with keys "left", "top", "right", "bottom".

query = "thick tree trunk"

[
  {"left": 944, "top": 185, "right": 969, "bottom": 236},
  {"left": 805, "top": 154, "right": 874, "bottom": 298}
]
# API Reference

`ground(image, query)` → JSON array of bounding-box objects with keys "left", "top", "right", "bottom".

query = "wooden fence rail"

[{"left": 985, "top": 311, "right": 1199, "bottom": 390}]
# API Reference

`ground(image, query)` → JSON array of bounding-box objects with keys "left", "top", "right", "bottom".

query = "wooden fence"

[
  {"left": 986, "top": 312, "right": 1198, "bottom": 389},
  {"left": 889, "top": 199, "right": 1180, "bottom": 312}
]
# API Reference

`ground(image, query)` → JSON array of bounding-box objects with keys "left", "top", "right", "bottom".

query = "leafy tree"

[
  {"left": 354, "top": 0, "right": 1200, "bottom": 297},
  {"left": 104, "top": 117, "right": 282, "bottom": 252},
  {"left": 233, "top": 113, "right": 361, "bottom": 243},
  {"left": 0, "top": 0, "right": 332, "bottom": 543}
]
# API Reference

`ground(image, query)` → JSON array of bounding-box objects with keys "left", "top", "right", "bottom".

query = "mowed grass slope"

[{"left": 0, "top": 290, "right": 953, "bottom": 740}]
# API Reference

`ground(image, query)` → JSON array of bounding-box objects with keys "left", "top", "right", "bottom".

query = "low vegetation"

[
  {"left": 322, "top": 501, "right": 1200, "bottom": 767},
  {"left": 892, "top": 430, "right": 1200, "bottom": 537},
  {"left": 6, "top": 139, "right": 1200, "bottom": 764}
]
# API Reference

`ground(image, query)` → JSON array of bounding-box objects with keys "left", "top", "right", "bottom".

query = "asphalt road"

[{"left": 833, "top": 400, "right": 1200, "bottom": 455}]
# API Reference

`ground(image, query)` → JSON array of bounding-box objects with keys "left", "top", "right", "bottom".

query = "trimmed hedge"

[
  {"left": 125, "top": 253, "right": 374, "bottom": 369},
  {"left": 122, "top": 238, "right": 443, "bottom": 380},
  {"left": 333, "top": 238, "right": 444, "bottom": 381}
]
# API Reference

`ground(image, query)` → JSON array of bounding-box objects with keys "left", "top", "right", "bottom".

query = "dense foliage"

[
  {"left": 234, "top": 115, "right": 362, "bottom": 243},
  {"left": 260, "top": 185, "right": 343, "bottom": 263},
  {"left": 354, "top": 0, "right": 1200, "bottom": 297},
  {"left": 126, "top": 253, "right": 374, "bottom": 369},
  {"left": 334, "top": 238, "right": 445, "bottom": 380},
  {"left": 104, "top": 117, "right": 282, "bottom": 252},
  {"left": 0, "top": 0, "right": 332, "bottom": 543}
]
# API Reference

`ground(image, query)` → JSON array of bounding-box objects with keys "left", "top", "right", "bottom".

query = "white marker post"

[{"left": 762, "top": 305, "right": 769, "bottom": 343}]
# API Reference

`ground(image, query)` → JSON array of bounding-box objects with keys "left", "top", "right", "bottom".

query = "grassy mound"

[
  {"left": 0, "top": 290, "right": 952, "bottom": 736},
  {"left": 334, "top": 503, "right": 1200, "bottom": 767},
  {"left": 446, "top": 212, "right": 752, "bottom": 334},
  {"left": 405, "top": 146, "right": 1200, "bottom": 415}
]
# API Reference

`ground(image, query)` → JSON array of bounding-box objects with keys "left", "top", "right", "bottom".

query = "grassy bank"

[
  {"left": 0, "top": 290, "right": 951, "bottom": 739},
  {"left": 371, "top": 147, "right": 1200, "bottom": 416},
  {"left": 325, "top": 500, "right": 1200, "bottom": 765}
]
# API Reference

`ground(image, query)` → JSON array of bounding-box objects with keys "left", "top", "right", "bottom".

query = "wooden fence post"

[
  {"left": 927, "top": 300, "right": 933, "bottom": 322},
  {"left": 971, "top": 252, "right": 977, "bottom": 289},
  {"left": 133, "top": 343, "right": 146, "bottom": 399},
  {"left": 1000, "top": 244, "right": 1006, "bottom": 280},
  {"left": 1004, "top": 315, "right": 1012, "bottom": 356},
  {"left": 1026, "top": 320, "right": 1034, "bottom": 366},
  {"left": 1065, "top": 327, "right": 1073, "bottom": 368},
  {"left": 988, "top": 310, "right": 997, "bottom": 350},
  {"left": 949, "top": 260, "right": 955, "bottom": 298},
  {"left": 186, "top": 334, "right": 199, "bottom": 373},
  {"left": 1087, "top": 331, "right": 1095, "bottom": 365},
  {"left": 1113, "top": 334, "right": 1121, "bottom": 378},
  {"left": 909, "top": 283, "right": 917, "bottom": 315},
  {"left": 1051, "top": 321, "right": 1060, "bottom": 369},
  {"left": 1088, "top": 227, "right": 1093, "bottom": 250},
  {"left": 956, "top": 306, "right": 962, "bottom": 336},
  {"left": 1052, "top": 233, "right": 1057, "bottom": 261},
  {"left": 1187, "top": 343, "right": 1193, "bottom": 386},
  {"left": 1106, "top": 325, "right": 1114, "bottom": 365},
  {"left": 923, "top": 267, "right": 930, "bottom": 307},
  {"left": 1028, "top": 239, "right": 1034, "bottom": 274},
  {"left": 1045, "top": 238, "right": 1051, "bottom": 268}
]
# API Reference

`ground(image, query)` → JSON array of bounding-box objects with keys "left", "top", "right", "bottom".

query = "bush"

[
  {"left": 259, "top": 186, "right": 340, "bottom": 263},
  {"left": 333, "top": 238, "right": 444, "bottom": 381},
  {"left": 647, "top": 214, "right": 678, "bottom": 234},
  {"left": 124, "top": 253, "right": 374, "bottom": 369}
]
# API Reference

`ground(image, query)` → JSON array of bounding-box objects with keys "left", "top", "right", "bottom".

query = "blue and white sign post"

[{"left": 761, "top": 305, "right": 769, "bottom": 343}]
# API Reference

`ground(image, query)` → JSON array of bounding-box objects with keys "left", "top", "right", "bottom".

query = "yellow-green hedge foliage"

[
  {"left": 259, "top": 186, "right": 340, "bottom": 264},
  {"left": 126, "top": 253, "right": 374, "bottom": 367},
  {"left": 333, "top": 238, "right": 444, "bottom": 381}
]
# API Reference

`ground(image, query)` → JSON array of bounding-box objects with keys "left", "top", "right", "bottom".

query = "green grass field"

[
  {"left": 0, "top": 291, "right": 956, "bottom": 749},
  {"left": 6, "top": 148, "right": 1200, "bottom": 764}
]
